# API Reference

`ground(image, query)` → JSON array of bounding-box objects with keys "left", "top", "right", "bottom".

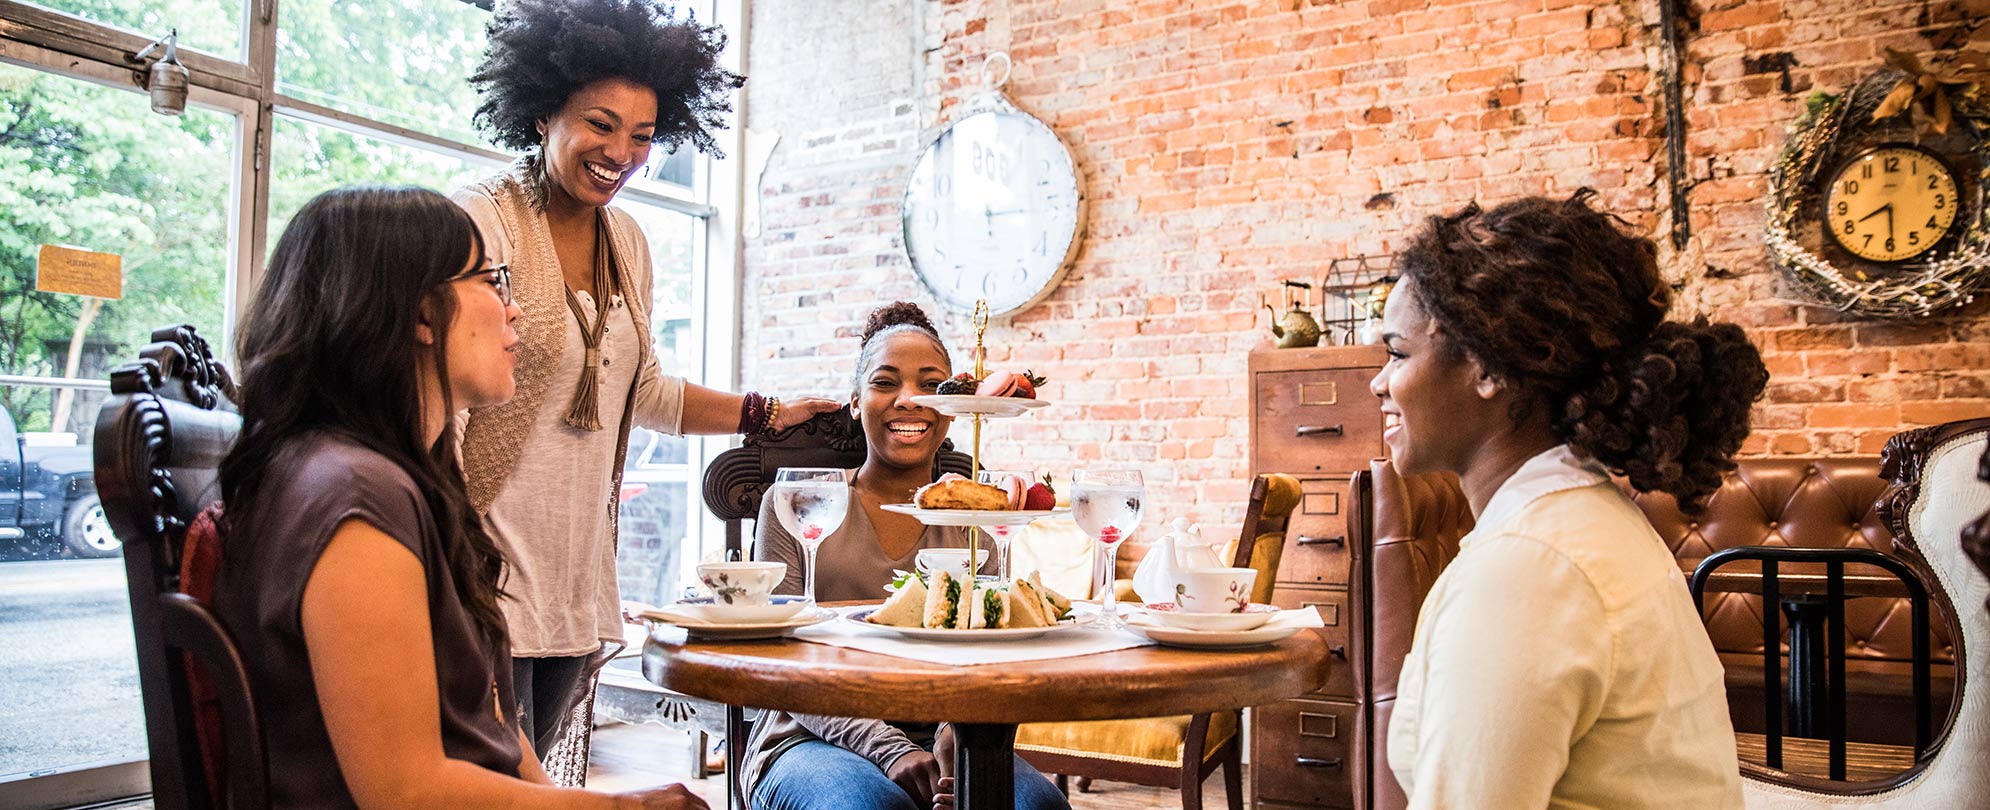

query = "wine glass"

[
  {"left": 770, "top": 467, "right": 849, "bottom": 604},
  {"left": 1070, "top": 467, "right": 1145, "bottom": 629},
  {"left": 977, "top": 469, "right": 1035, "bottom": 581}
]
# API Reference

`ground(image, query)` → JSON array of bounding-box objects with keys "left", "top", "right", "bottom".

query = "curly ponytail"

[
  {"left": 1400, "top": 189, "right": 1768, "bottom": 510},
  {"left": 1560, "top": 319, "right": 1767, "bottom": 507}
]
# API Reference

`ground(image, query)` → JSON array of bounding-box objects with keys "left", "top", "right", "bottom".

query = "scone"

[{"left": 914, "top": 476, "right": 1011, "bottom": 510}]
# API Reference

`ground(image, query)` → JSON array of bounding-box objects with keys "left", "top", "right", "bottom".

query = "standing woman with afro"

[
  {"left": 456, "top": 0, "right": 839, "bottom": 765},
  {"left": 1370, "top": 190, "right": 1766, "bottom": 809}
]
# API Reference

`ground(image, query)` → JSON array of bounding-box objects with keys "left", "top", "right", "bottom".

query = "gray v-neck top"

[{"left": 218, "top": 433, "right": 522, "bottom": 808}]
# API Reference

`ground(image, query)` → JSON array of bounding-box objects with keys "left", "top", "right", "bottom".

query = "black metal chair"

[
  {"left": 93, "top": 325, "right": 262, "bottom": 810},
  {"left": 1688, "top": 546, "right": 1936, "bottom": 782},
  {"left": 697, "top": 406, "right": 972, "bottom": 808}
]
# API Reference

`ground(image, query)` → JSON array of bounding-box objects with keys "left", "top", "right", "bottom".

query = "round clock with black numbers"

[
  {"left": 902, "top": 93, "right": 1086, "bottom": 316},
  {"left": 1823, "top": 144, "right": 1961, "bottom": 263}
]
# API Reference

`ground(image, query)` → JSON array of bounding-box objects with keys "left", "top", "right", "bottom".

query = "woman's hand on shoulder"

[
  {"left": 615, "top": 783, "right": 709, "bottom": 810},
  {"left": 775, "top": 396, "right": 844, "bottom": 431}
]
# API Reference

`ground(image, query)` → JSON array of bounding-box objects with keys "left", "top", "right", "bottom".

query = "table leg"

[
  {"left": 952, "top": 723, "right": 1018, "bottom": 810},
  {"left": 726, "top": 705, "right": 748, "bottom": 810},
  {"left": 1781, "top": 597, "right": 1830, "bottom": 739}
]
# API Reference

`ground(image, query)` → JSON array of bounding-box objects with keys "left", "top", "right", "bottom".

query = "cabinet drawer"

[
  {"left": 1279, "top": 478, "right": 1351, "bottom": 586},
  {"left": 1270, "top": 586, "right": 1358, "bottom": 697},
  {"left": 1251, "top": 698, "right": 1364, "bottom": 809},
  {"left": 1253, "top": 368, "right": 1383, "bottom": 475}
]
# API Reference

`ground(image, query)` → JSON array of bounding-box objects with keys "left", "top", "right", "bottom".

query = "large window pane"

[
  {"left": 268, "top": 114, "right": 492, "bottom": 241},
  {"left": 0, "top": 58, "right": 237, "bottom": 780},
  {"left": 24, "top": 0, "right": 244, "bottom": 60},
  {"left": 0, "top": 62, "right": 233, "bottom": 413},
  {"left": 275, "top": 0, "right": 491, "bottom": 146}
]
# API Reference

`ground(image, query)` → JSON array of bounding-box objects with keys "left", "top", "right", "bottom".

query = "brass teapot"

[{"left": 1263, "top": 280, "right": 1322, "bottom": 348}]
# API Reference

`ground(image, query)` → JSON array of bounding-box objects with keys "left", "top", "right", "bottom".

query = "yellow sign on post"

[{"left": 35, "top": 244, "right": 123, "bottom": 299}]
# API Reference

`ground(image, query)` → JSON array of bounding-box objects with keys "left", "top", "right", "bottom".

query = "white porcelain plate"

[
  {"left": 639, "top": 605, "right": 836, "bottom": 640},
  {"left": 844, "top": 608, "right": 1082, "bottom": 642},
  {"left": 1141, "top": 602, "right": 1279, "bottom": 632},
  {"left": 908, "top": 395, "right": 1050, "bottom": 418},
  {"left": 667, "top": 595, "right": 812, "bottom": 625},
  {"left": 878, "top": 503, "right": 1065, "bottom": 527},
  {"left": 1123, "top": 619, "right": 1303, "bottom": 650}
]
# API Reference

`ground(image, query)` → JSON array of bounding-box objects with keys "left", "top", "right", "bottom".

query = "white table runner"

[{"left": 793, "top": 606, "right": 1323, "bottom": 666}]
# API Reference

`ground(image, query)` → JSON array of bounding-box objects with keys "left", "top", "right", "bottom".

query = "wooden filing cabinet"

[{"left": 1248, "top": 345, "right": 1385, "bottom": 810}]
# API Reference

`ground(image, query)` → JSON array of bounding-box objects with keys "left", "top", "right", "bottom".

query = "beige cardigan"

[{"left": 453, "top": 161, "right": 676, "bottom": 560}]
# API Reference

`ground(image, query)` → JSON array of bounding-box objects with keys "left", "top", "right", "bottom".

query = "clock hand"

[{"left": 1855, "top": 202, "right": 1893, "bottom": 225}]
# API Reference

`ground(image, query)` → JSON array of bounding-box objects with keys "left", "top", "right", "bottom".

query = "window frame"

[{"left": 0, "top": 0, "right": 748, "bottom": 801}]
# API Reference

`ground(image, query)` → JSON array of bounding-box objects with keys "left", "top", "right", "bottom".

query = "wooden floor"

[
  {"left": 1733, "top": 731, "right": 1917, "bottom": 783},
  {"left": 589, "top": 721, "right": 1242, "bottom": 809}
]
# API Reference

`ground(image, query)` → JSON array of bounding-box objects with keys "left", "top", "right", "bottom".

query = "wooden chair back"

[
  {"left": 1017, "top": 473, "right": 1301, "bottom": 810},
  {"left": 93, "top": 325, "right": 262, "bottom": 810}
]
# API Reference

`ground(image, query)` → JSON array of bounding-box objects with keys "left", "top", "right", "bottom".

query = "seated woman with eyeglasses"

[
  {"left": 1373, "top": 190, "right": 1764, "bottom": 809},
  {"left": 217, "top": 185, "right": 704, "bottom": 810},
  {"left": 741, "top": 302, "right": 1067, "bottom": 810}
]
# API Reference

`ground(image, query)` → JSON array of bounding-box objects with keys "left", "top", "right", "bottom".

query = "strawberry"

[
  {"left": 1011, "top": 370, "right": 1048, "bottom": 399},
  {"left": 1023, "top": 474, "right": 1057, "bottom": 510}
]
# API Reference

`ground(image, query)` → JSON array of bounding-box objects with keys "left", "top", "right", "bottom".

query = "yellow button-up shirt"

[{"left": 1389, "top": 445, "right": 1743, "bottom": 809}]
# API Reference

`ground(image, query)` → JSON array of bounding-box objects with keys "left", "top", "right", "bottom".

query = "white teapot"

[{"left": 1132, "top": 518, "right": 1225, "bottom": 604}]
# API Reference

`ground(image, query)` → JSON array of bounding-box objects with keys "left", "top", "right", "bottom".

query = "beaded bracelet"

[
  {"left": 737, "top": 391, "right": 765, "bottom": 435},
  {"left": 763, "top": 396, "right": 782, "bottom": 435}
]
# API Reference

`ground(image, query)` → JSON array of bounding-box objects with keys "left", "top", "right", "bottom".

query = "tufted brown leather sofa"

[
  {"left": 1362, "top": 455, "right": 1957, "bottom": 810},
  {"left": 1622, "top": 459, "right": 1956, "bottom": 746}
]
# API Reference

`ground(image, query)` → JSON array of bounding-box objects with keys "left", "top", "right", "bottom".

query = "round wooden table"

[{"left": 642, "top": 617, "right": 1329, "bottom": 810}]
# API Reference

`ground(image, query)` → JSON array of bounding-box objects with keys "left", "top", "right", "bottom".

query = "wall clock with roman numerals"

[
  {"left": 902, "top": 54, "right": 1087, "bottom": 316},
  {"left": 1822, "top": 144, "right": 1961, "bottom": 263}
]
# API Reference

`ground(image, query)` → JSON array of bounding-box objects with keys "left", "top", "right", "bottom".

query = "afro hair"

[{"left": 471, "top": 0, "right": 744, "bottom": 158}]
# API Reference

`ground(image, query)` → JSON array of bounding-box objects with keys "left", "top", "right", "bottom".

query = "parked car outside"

[{"left": 1, "top": 403, "right": 115, "bottom": 558}]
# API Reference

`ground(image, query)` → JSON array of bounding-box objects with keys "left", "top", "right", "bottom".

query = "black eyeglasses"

[{"left": 446, "top": 263, "right": 511, "bottom": 306}]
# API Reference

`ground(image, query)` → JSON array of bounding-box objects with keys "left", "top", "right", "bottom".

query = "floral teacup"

[
  {"left": 1168, "top": 566, "right": 1258, "bottom": 614},
  {"left": 696, "top": 561, "right": 786, "bottom": 606}
]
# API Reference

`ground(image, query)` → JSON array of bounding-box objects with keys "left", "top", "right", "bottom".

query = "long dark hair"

[
  {"left": 1398, "top": 189, "right": 1769, "bottom": 509},
  {"left": 221, "top": 186, "right": 509, "bottom": 648}
]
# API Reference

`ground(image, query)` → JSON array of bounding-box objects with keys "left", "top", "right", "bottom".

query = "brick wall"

[{"left": 742, "top": 0, "right": 1990, "bottom": 529}]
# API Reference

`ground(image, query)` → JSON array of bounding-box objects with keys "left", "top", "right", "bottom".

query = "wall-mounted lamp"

[{"left": 129, "top": 29, "right": 188, "bottom": 116}]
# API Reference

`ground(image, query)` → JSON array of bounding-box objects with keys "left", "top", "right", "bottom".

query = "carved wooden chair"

[
  {"left": 1013, "top": 473, "right": 1304, "bottom": 810},
  {"left": 93, "top": 326, "right": 261, "bottom": 810},
  {"left": 1729, "top": 417, "right": 1987, "bottom": 808},
  {"left": 698, "top": 406, "right": 972, "bottom": 808}
]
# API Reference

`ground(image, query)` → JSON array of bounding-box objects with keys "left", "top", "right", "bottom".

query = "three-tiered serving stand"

[{"left": 881, "top": 300, "right": 1059, "bottom": 610}]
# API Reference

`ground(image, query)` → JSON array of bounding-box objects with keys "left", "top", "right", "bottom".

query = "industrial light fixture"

[{"left": 129, "top": 29, "right": 188, "bottom": 116}]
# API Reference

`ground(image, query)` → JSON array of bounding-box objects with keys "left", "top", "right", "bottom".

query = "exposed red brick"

[{"left": 742, "top": 0, "right": 1990, "bottom": 523}]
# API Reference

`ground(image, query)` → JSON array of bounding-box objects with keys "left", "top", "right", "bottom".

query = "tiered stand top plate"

[
  {"left": 878, "top": 503, "right": 1064, "bottom": 526},
  {"left": 910, "top": 394, "right": 1049, "bottom": 418}
]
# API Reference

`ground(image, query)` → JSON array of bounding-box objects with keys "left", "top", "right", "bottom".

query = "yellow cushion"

[
  {"left": 1015, "top": 711, "right": 1238, "bottom": 768},
  {"left": 1262, "top": 473, "right": 1303, "bottom": 519}
]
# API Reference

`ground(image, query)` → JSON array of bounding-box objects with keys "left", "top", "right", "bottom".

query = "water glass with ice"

[
  {"left": 1071, "top": 467, "right": 1145, "bottom": 629},
  {"left": 771, "top": 467, "right": 849, "bottom": 603}
]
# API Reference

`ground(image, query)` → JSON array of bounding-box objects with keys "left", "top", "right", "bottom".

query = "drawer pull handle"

[
  {"left": 1297, "top": 535, "right": 1345, "bottom": 547},
  {"left": 1295, "top": 424, "right": 1344, "bottom": 438},
  {"left": 1330, "top": 644, "right": 1347, "bottom": 659},
  {"left": 1296, "top": 756, "right": 1344, "bottom": 770}
]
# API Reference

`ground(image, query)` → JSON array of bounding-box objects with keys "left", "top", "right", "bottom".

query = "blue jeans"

[{"left": 753, "top": 739, "right": 1068, "bottom": 810}]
